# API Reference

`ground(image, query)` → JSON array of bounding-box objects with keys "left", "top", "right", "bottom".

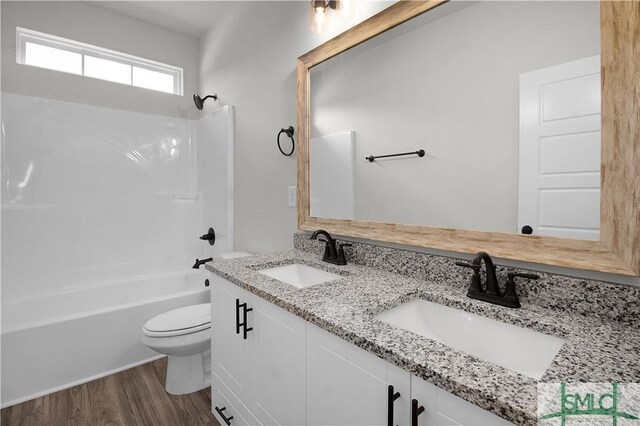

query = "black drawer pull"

[
  {"left": 215, "top": 406, "right": 234, "bottom": 425},
  {"left": 411, "top": 399, "right": 425, "bottom": 426},
  {"left": 235, "top": 299, "right": 241, "bottom": 335},
  {"left": 243, "top": 306, "right": 253, "bottom": 340},
  {"left": 235, "top": 299, "right": 253, "bottom": 340},
  {"left": 387, "top": 385, "right": 401, "bottom": 426}
]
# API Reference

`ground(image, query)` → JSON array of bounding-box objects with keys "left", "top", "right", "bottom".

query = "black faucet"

[
  {"left": 192, "top": 257, "right": 213, "bottom": 269},
  {"left": 456, "top": 251, "right": 539, "bottom": 308},
  {"left": 310, "top": 230, "right": 352, "bottom": 265}
]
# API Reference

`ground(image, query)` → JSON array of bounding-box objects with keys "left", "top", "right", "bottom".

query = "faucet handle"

[
  {"left": 455, "top": 261, "right": 480, "bottom": 271},
  {"left": 503, "top": 272, "right": 539, "bottom": 306},
  {"left": 507, "top": 272, "right": 540, "bottom": 281},
  {"left": 336, "top": 243, "right": 352, "bottom": 265}
]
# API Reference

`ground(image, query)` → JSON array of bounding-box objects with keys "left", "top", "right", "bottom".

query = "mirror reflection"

[{"left": 310, "top": 1, "right": 601, "bottom": 240}]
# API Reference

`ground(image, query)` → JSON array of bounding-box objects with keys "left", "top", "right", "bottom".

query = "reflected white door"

[{"left": 518, "top": 55, "right": 600, "bottom": 240}]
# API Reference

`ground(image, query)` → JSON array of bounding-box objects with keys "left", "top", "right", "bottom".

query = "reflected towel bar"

[{"left": 366, "top": 149, "right": 425, "bottom": 162}]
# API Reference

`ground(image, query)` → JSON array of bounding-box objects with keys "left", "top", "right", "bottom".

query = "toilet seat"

[{"left": 143, "top": 303, "right": 211, "bottom": 337}]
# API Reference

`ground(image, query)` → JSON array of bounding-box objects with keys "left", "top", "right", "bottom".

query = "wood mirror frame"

[{"left": 297, "top": 0, "right": 639, "bottom": 276}]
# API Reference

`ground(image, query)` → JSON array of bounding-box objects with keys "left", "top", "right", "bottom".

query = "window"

[{"left": 16, "top": 27, "right": 183, "bottom": 95}]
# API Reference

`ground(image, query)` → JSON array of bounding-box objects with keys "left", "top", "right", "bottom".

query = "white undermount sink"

[
  {"left": 259, "top": 263, "right": 342, "bottom": 289},
  {"left": 375, "top": 299, "right": 565, "bottom": 380}
]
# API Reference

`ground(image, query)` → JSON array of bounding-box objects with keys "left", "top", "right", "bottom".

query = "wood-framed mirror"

[{"left": 297, "top": 0, "right": 639, "bottom": 276}]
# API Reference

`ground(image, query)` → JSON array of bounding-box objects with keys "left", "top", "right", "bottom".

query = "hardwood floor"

[{"left": 1, "top": 358, "right": 220, "bottom": 426}]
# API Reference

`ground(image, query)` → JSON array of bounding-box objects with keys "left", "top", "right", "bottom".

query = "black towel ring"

[{"left": 277, "top": 126, "right": 295, "bottom": 156}]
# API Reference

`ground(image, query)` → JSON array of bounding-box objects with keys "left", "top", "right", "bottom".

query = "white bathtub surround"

[
  {"left": 1, "top": 93, "right": 234, "bottom": 301},
  {"left": 142, "top": 303, "right": 212, "bottom": 395},
  {"left": 1, "top": 93, "right": 235, "bottom": 407}
]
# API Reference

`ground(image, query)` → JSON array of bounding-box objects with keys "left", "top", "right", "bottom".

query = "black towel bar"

[{"left": 366, "top": 149, "right": 425, "bottom": 162}]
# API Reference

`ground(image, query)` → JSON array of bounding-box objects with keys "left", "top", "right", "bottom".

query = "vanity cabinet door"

[
  {"left": 211, "top": 276, "right": 256, "bottom": 404},
  {"left": 248, "top": 297, "right": 307, "bottom": 426},
  {"left": 307, "top": 324, "right": 411, "bottom": 426},
  {"left": 410, "top": 377, "right": 513, "bottom": 425},
  {"left": 212, "top": 275, "right": 306, "bottom": 425}
]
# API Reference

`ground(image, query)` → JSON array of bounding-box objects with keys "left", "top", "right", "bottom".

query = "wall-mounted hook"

[{"left": 277, "top": 126, "right": 295, "bottom": 156}]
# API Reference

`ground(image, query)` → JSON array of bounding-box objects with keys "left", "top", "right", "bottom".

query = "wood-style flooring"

[{"left": 1, "top": 358, "right": 220, "bottom": 426}]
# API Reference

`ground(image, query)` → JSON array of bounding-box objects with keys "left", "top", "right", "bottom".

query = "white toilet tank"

[{"left": 220, "top": 251, "right": 253, "bottom": 259}]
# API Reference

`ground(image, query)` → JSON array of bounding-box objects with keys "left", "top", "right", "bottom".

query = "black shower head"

[{"left": 193, "top": 93, "right": 217, "bottom": 110}]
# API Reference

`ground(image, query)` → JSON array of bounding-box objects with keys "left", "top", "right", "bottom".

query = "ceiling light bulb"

[
  {"left": 340, "top": 0, "right": 355, "bottom": 19},
  {"left": 313, "top": 7, "right": 327, "bottom": 34}
]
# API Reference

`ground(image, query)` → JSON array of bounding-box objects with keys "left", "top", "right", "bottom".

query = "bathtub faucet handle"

[
  {"left": 199, "top": 228, "right": 216, "bottom": 246},
  {"left": 192, "top": 258, "right": 213, "bottom": 269}
]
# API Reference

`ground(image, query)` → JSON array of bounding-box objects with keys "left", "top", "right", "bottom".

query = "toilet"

[
  {"left": 142, "top": 303, "right": 212, "bottom": 395},
  {"left": 142, "top": 251, "right": 253, "bottom": 395}
]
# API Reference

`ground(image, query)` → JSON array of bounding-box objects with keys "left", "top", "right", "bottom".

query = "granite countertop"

[{"left": 205, "top": 250, "right": 640, "bottom": 425}]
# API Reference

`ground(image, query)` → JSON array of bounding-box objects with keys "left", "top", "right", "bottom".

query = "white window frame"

[{"left": 16, "top": 27, "right": 183, "bottom": 96}]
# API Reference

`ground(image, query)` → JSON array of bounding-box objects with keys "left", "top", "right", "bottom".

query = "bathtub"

[{"left": 1, "top": 270, "right": 210, "bottom": 408}]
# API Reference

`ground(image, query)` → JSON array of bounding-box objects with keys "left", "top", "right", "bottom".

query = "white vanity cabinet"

[
  {"left": 307, "top": 323, "right": 411, "bottom": 426},
  {"left": 211, "top": 276, "right": 306, "bottom": 426},
  {"left": 410, "top": 378, "right": 513, "bottom": 425},
  {"left": 211, "top": 275, "right": 513, "bottom": 426},
  {"left": 211, "top": 276, "right": 254, "bottom": 405},
  {"left": 307, "top": 324, "right": 512, "bottom": 426}
]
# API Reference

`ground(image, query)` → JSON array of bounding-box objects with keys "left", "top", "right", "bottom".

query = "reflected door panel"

[{"left": 518, "top": 55, "right": 601, "bottom": 240}]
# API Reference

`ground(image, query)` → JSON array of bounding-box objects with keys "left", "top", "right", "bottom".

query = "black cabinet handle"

[
  {"left": 243, "top": 305, "right": 253, "bottom": 340},
  {"left": 411, "top": 399, "right": 425, "bottom": 426},
  {"left": 235, "top": 299, "right": 241, "bottom": 335},
  {"left": 235, "top": 299, "right": 253, "bottom": 340},
  {"left": 200, "top": 227, "right": 216, "bottom": 245},
  {"left": 215, "top": 406, "right": 234, "bottom": 425},
  {"left": 387, "top": 385, "right": 401, "bottom": 426}
]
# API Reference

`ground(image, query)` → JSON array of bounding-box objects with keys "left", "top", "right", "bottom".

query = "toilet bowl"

[{"left": 142, "top": 303, "right": 212, "bottom": 395}]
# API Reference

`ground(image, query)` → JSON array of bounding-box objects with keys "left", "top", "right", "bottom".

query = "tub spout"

[{"left": 192, "top": 258, "right": 213, "bottom": 269}]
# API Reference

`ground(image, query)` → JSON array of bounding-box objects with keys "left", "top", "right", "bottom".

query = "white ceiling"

[{"left": 91, "top": 1, "right": 229, "bottom": 39}]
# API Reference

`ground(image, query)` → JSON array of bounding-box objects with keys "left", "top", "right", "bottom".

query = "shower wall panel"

[{"left": 1, "top": 93, "right": 231, "bottom": 300}]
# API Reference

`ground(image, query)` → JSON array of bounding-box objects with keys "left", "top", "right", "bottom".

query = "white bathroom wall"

[
  {"left": 199, "top": 1, "right": 391, "bottom": 254},
  {"left": 0, "top": 1, "right": 199, "bottom": 118},
  {"left": 1, "top": 93, "right": 232, "bottom": 301}
]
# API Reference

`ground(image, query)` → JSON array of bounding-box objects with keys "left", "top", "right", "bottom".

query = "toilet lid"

[{"left": 143, "top": 303, "right": 211, "bottom": 336}]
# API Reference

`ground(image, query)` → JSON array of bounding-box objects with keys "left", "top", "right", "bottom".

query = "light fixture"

[
  {"left": 310, "top": 0, "right": 356, "bottom": 34},
  {"left": 311, "top": 0, "right": 332, "bottom": 34}
]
